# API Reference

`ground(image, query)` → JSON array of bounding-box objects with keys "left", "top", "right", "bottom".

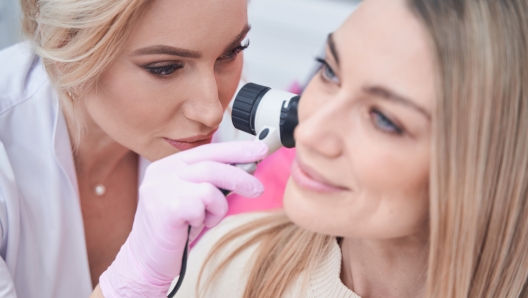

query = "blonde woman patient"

[
  {"left": 0, "top": 0, "right": 271, "bottom": 297},
  {"left": 178, "top": 0, "right": 528, "bottom": 297}
]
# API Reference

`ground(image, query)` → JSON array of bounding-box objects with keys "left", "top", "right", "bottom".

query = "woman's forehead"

[
  {"left": 333, "top": 0, "right": 436, "bottom": 115},
  {"left": 127, "top": 0, "right": 248, "bottom": 55}
]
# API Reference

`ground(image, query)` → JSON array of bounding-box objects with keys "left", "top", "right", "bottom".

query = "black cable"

[
  {"left": 167, "top": 225, "right": 191, "bottom": 298},
  {"left": 167, "top": 189, "right": 230, "bottom": 297}
]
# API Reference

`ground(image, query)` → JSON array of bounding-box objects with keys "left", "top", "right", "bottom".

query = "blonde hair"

[
  {"left": 411, "top": 0, "right": 528, "bottom": 297},
  {"left": 199, "top": 0, "right": 528, "bottom": 297},
  {"left": 20, "top": 0, "right": 151, "bottom": 143},
  {"left": 198, "top": 212, "right": 334, "bottom": 297}
]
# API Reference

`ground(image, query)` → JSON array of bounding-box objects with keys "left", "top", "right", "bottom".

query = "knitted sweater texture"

[{"left": 177, "top": 213, "right": 361, "bottom": 298}]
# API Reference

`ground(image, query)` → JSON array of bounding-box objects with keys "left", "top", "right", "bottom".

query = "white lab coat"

[
  {"left": 0, "top": 42, "right": 250, "bottom": 297},
  {"left": 0, "top": 42, "right": 95, "bottom": 297}
]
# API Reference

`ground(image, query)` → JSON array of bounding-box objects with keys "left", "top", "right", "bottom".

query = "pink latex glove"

[{"left": 99, "top": 141, "right": 268, "bottom": 297}]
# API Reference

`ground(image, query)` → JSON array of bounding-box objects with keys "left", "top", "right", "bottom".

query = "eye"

[
  {"left": 145, "top": 62, "right": 184, "bottom": 76},
  {"left": 370, "top": 109, "right": 403, "bottom": 135},
  {"left": 316, "top": 57, "right": 340, "bottom": 84},
  {"left": 219, "top": 40, "right": 250, "bottom": 61}
]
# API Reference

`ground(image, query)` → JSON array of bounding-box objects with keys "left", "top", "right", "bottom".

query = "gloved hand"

[{"left": 99, "top": 141, "right": 268, "bottom": 297}]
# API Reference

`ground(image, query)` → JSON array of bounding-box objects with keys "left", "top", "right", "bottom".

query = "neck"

[
  {"left": 340, "top": 231, "right": 428, "bottom": 298},
  {"left": 62, "top": 95, "right": 134, "bottom": 184}
]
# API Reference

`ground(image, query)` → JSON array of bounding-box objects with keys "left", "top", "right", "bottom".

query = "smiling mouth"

[
  {"left": 163, "top": 131, "right": 216, "bottom": 151},
  {"left": 291, "top": 157, "right": 348, "bottom": 193}
]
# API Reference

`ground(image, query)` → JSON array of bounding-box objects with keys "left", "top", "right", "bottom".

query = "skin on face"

[
  {"left": 82, "top": 0, "right": 249, "bottom": 161},
  {"left": 284, "top": 0, "right": 436, "bottom": 240}
]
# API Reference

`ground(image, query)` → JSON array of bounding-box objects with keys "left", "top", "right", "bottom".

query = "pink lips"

[
  {"left": 291, "top": 158, "right": 347, "bottom": 193},
  {"left": 163, "top": 132, "right": 215, "bottom": 151}
]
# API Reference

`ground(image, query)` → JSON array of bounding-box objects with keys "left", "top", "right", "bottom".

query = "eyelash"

[
  {"left": 219, "top": 40, "right": 250, "bottom": 61},
  {"left": 145, "top": 62, "right": 184, "bottom": 76},
  {"left": 370, "top": 108, "right": 403, "bottom": 135},
  {"left": 316, "top": 57, "right": 340, "bottom": 84},
  {"left": 314, "top": 57, "right": 404, "bottom": 136},
  {"left": 144, "top": 40, "right": 250, "bottom": 77}
]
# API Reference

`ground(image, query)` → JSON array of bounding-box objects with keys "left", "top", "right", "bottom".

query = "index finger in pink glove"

[
  {"left": 170, "top": 141, "right": 268, "bottom": 165},
  {"left": 175, "top": 161, "right": 264, "bottom": 198}
]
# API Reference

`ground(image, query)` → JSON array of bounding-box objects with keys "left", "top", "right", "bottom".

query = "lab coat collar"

[{"left": 51, "top": 94, "right": 80, "bottom": 201}]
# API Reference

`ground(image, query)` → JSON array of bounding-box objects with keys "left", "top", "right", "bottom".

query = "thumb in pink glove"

[{"left": 99, "top": 141, "right": 268, "bottom": 297}]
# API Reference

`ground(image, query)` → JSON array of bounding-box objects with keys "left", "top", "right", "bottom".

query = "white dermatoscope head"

[{"left": 232, "top": 83, "right": 299, "bottom": 154}]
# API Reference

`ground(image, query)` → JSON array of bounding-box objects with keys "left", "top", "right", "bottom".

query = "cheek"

[
  {"left": 342, "top": 124, "right": 431, "bottom": 237},
  {"left": 83, "top": 59, "right": 183, "bottom": 158},
  {"left": 349, "top": 144, "right": 430, "bottom": 238},
  {"left": 215, "top": 56, "right": 243, "bottom": 108},
  {"left": 298, "top": 78, "right": 327, "bottom": 122},
  {"left": 88, "top": 59, "right": 174, "bottom": 126},
  {"left": 284, "top": 134, "right": 430, "bottom": 240}
]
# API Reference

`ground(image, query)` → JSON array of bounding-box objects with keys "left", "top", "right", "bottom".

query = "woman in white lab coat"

[{"left": 0, "top": 0, "right": 266, "bottom": 297}]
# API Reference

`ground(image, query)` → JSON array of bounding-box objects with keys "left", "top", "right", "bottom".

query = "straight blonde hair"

[
  {"left": 20, "top": 0, "right": 152, "bottom": 144},
  {"left": 411, "top": 0, "right": 528, "bottom": 297},
  {"left": 199, "top": 0, "right": 528, "bottom": 297}
]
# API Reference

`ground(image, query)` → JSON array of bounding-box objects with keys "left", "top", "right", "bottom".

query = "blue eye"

[
  {"left": 371, "top": 109, "right": 403, "bottom": 134},
  {"left": 145, "top": 63, "right": 184, "bottom": 76},
  {"left": 316, "top": 57, "right": 340, "bottom": 84}
]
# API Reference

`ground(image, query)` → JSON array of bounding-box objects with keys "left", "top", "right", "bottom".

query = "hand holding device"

[{"left": 99, "top": 141, "right": 268, "bottom": 298}]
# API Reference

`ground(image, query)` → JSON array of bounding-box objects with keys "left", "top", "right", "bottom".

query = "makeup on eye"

[
  {"left": 369, "top": 108, "right": 404, "bottom": 135},
  {"left": 143, "top": 61, "right": 185, "bottom": 76},
  {"left": 140, "top": 40, "right": 249, "bottom": 78}
]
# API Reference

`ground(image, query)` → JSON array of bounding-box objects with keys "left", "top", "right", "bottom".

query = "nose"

[
  {"left": 181, "top": 71, "right": 224, "bottom": 128},
  {"left": 295, "top": 96, "right": 345, "bottom": 158}
]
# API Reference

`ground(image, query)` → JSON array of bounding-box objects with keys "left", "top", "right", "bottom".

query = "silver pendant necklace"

[{"left": 94, "top": 184, "right": 106, "bottom": 196}]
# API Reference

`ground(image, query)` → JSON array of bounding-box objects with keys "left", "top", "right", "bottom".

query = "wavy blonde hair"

[
  {"left": 20, "top": 0, "right": 152, "bottom": 143},
  {"left": 199, "top": 0, "right": 528, "bottom": 297}
]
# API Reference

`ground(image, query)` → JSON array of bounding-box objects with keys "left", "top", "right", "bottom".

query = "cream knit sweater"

[{"left": 176, "top": 212, "right": 361, "bottom": 298}]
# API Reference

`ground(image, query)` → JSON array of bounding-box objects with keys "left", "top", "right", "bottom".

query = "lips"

[
  {"left": 291, "top": 157, "right": 347, "bottom": 193},
  {"left": 163, "top": 131, "right": 216, "bottom": 151}
]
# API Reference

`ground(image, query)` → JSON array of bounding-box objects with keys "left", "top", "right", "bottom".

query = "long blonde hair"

[
  {"left": 412, "top": 0, "right": 528, "bottom": 297},
  {"left": 20, "top": 0, "right": 151, "bottom": 143},
  {"left": 199, "top": 0, "right": 528, "bottom": 297}
]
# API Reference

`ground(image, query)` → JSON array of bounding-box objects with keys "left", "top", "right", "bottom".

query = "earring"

[{"left": 67, "top": 90, "right": 76, "bottom": 101}]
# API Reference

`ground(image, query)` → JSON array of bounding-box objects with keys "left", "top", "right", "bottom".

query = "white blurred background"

[
  {"left": 0, "top": 0, "right": 21, "bottom": 50},
  {"left": 0, "top": 0, "right": 359, "bottom": 90},
  {"left": 244, "top": 0, "right": 359, "bottom": 89}
]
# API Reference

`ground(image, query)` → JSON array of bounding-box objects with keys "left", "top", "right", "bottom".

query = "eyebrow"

[
  {"left": 327, "top": 33, "right": 340, "bottom": 64},
  {"left": 132, "top": 45, "right": 202, "bottom": 58},
  {"left": 132, "top": 24, "right": 252, "bottom": 59},
  {"left": 365, "top": 86, "right": 431, "bottom": 120}
]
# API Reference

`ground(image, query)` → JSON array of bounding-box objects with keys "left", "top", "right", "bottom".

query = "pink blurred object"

[
  {"left": 226, "top": 147, "right": 295, "bottom": 214},
  {"left": 191, "top": 147, "right": 295, "bottom": 247},
  {"left": 287, "top": 81, "right": 303, "bottom": 95}
]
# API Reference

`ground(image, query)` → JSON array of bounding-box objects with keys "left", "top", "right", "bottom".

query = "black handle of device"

[{"left": 166, "top": 226, "right": 190, "bottom": 297}]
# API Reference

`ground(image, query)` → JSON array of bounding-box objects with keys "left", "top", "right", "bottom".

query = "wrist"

[{"left": 99, "top": 240, "right": 172, "bottom": 298}]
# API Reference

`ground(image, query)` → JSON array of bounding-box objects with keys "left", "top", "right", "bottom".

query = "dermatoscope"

[{"left": 167, "top": 83, "right": 299, "bottom": 297}]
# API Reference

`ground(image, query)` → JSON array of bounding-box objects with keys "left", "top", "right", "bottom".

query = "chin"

[
  {"left": 140, "top": 143, "right": 179, "bottom": 162},
  {"left": 283, "top": 179, "right": 337, "bottom": 236}
]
